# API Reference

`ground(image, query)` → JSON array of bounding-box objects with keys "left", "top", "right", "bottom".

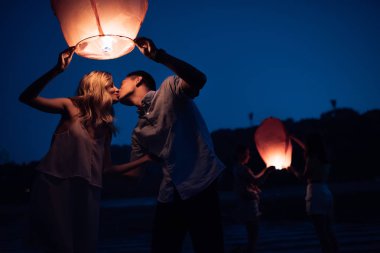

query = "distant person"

[
  {"left": 19, "top": 47, "right": 119, "bottom": 253},
  {"left": 116, "top": 37, "right": 225, "bottom": 253},
  {"left": 288, "top": 133, "right": 339, "bottom": 253},
  {"left": 232, "top": 145, "right": 274, "bottom": 253}
]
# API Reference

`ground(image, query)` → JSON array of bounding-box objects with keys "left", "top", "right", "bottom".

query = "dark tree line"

[{"left": 1, "top": 108, "right": 379, "bottom": 203}]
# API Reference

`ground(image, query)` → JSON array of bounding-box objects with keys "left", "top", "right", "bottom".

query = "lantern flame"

[
  {"left": 260, "top": 144, "right": 292, "bottom": 170},
  {"left": 101, "top": 36, "right": 113, "bottom": 52},
  {"left": 271, "top": 155, "right": 286, "bottom": 170}
]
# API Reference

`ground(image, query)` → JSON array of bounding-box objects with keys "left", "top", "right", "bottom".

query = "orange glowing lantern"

[
  {"left": 51, "top": 0, "right": 148, "bottom": 60},
  {"left": 254, "top": 117, "right": 292, "bottom": 170}
]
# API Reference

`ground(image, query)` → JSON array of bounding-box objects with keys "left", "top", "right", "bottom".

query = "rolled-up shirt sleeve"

[{"left": 166, "top": 75, "right": 199, "bottom": 99}]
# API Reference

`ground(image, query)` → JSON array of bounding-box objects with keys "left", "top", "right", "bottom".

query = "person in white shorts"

[{"left": 288, "top": 133, "right": 339, "bottom": 253}]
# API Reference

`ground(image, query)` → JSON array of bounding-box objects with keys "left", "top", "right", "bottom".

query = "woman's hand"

[{"left": 55, "top": 46, "right": 76, "bottom": 73}]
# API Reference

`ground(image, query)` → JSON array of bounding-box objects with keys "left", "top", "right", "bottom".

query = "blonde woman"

[{"left": 19, "top": 47, "right": 119, "bottom": 253}]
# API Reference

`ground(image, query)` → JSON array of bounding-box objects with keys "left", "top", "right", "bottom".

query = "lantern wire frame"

[{"left": 74, "top": 34, "right": 136, "bottom": 60}]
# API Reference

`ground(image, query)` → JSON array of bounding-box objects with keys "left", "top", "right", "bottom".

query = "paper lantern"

[
  {"left": 254, "top": 117, "right": 292, "bottom": 170},
  {"left": 51, "top": 0, "right": 148, "bottom": 60}
]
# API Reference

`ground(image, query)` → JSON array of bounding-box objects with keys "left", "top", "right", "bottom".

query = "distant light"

[
  {"left": 51, "top": 0, "right": 148, "bottom": 60},
  {"left": 254, "top": 117, "right": 292, "bottom": 170}
]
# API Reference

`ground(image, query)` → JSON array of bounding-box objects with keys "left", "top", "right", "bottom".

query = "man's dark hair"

[{"left": 126, "top": 70, "right": 156, "bottom": 91}]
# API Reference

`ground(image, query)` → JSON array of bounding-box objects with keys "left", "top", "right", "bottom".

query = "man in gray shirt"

[{"left": 118, "top": 37, "right": 225, "bottom": 253}]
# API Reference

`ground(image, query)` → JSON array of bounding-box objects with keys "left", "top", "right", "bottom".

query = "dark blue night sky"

[{"left": 1, "top": 0, "right": 379, "bottom": 163}]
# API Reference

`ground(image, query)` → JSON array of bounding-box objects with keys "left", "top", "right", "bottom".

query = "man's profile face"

[{"left": 118, "top": 76, "right": 136, "bottom": 105}]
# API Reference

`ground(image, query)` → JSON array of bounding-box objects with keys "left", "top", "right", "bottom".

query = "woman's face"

[{"left": 105, "top": 82, "right": 119, "bottom": 103}]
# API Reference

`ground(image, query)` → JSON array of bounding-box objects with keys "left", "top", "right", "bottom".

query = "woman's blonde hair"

[{"left": 72, "top": 70, "right": 116, "bottom": 135}]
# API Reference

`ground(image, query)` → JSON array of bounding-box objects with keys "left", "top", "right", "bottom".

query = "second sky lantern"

[
  {"left": 51, "top": 0, "right": 148, "bottom": 60},
  {"left": 254, "top": 117, "right": 292, "bottom": 170}
]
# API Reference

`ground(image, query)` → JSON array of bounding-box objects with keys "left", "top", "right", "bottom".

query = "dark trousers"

[{"left": 151, "top": 182, "right": 225, "bottom": 253}]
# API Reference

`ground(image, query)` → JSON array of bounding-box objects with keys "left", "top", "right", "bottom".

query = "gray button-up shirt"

[{"left": 131, "top": 75, "right": 225, "bottom": 203}]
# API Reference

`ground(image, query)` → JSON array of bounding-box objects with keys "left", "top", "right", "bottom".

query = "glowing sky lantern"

[
  {"left": 51, "top": 0, "right": 148, "bottom": 60},
  {"left": 254, "top": 117, "right": 292, "bottom": 170}
]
